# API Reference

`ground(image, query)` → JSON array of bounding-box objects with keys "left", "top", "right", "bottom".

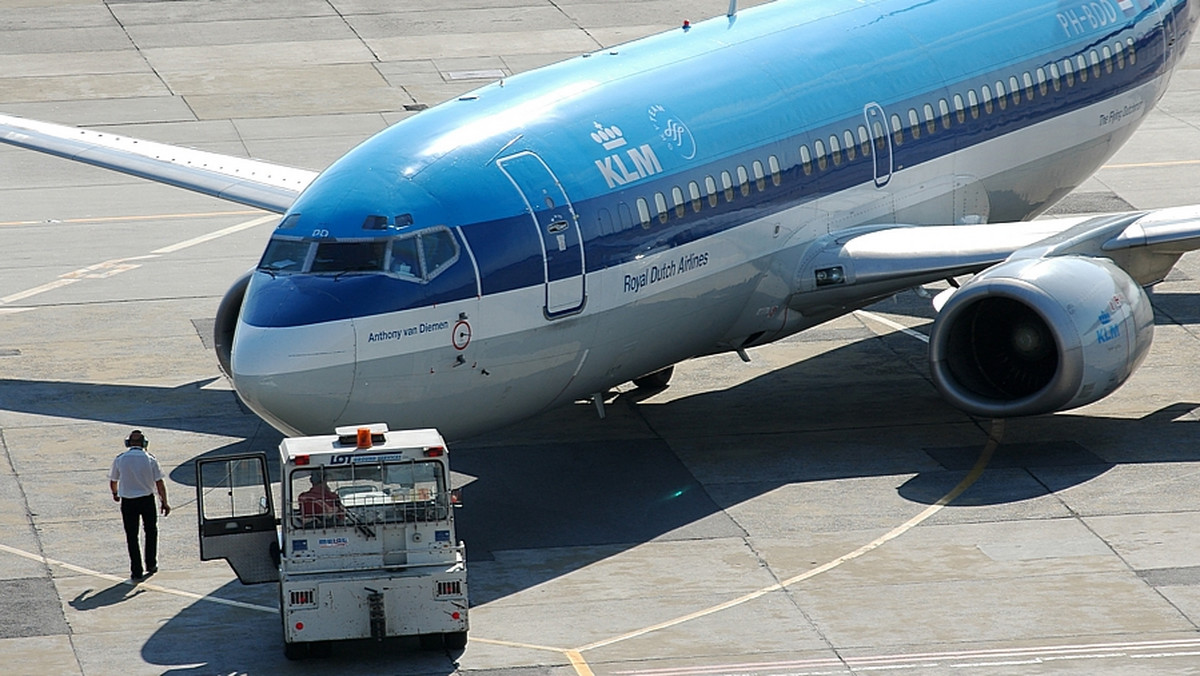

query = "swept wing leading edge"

[
  {"left": 791, "top": 207, "right": 1200, "bottom": 317},
  {"left": 0, "top": 113, "right": 317, "bottom": 214}
]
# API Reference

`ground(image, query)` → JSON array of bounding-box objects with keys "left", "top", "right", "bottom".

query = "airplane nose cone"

[{"left": 229, "top": 318, "right": 356, "bottom": 436}]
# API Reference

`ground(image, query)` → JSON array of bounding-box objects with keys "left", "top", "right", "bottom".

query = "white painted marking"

[
  {"left": 0, "top": 543, "right": 275, "bottom": 614},
  {"left": 152, "top": 214, "right": 276, "bottom": 254},
  {"left": 855, "top": 309, "right": 930, "bottom": 343}
]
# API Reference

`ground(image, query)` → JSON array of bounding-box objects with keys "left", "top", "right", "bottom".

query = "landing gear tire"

[
  {"left": 283, "top": 641, "right": 307, "bottom": 660},
  {"left": 444, "top": 631, "right": 468, "bottom": 650},
  {"left": 633, "top": 366, "right": 674, "bottom": 390}
]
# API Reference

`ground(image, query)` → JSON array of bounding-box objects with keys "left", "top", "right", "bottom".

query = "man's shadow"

[{"left": 69, "top": 580, "right": 147, "bottom": 611}]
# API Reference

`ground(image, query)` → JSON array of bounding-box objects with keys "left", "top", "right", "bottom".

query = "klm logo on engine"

[{"left": 592, "top": 122, "right": 662, "bottom": 188}]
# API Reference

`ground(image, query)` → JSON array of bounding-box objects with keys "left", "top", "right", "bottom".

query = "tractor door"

[{"left": 196, "top": 453, "right": 280, "bottom": 584}]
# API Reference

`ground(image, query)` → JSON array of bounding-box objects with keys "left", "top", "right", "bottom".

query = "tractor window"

[{"left": 290, "top": 461, "right": 449, "bottom": 530}]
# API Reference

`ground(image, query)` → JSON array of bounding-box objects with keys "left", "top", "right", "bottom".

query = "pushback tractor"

[{"left": 195, "top": 424, "right": 468, "bottom": 659}]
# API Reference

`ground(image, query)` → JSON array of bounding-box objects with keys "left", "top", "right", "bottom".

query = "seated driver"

[{"left": 297, "top": 472, "right": 346, "bottom": 525}]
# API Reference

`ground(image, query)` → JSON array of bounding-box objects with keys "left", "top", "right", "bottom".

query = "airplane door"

[
  {"left": 864, "top": 103, "right": 893, "bottom": 188},
  {"left": 196, "top": 454, "right": 280, "bottom": 584},
  {"left": 497, "top": 152, "right": 586, "bottom": 318}
]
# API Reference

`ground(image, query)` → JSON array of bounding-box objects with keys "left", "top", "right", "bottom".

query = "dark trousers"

[{"left": 120, "top": 495, "right": 157, "bottom": 577}]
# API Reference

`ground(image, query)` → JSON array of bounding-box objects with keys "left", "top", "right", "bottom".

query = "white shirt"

[{"left": 108, "top": 448, "right": 164, "bottom": 498}]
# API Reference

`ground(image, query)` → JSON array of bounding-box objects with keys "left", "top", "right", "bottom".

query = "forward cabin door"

[
  {"left": 196, "top": 453, "right": 280, "bottom": 584},
  {"left": 497, "top": 151, "right": 586, "bottom": 318}
]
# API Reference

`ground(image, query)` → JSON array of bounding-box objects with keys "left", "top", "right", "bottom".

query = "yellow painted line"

[
  {"left": 1101, "top": 159, "right": 1200, "bottom": 170},
  {"left": 0, "top": 209, "right": 263, "bottom": 227},
  {"left": 577, "top": 419, "right": 1004, "bottom": 653},
  {"left": 567, "top": 649, "right": 597, "bottom": 676},
  {"left": 0, "top": 542, "right": 277, "bottom": 614}
]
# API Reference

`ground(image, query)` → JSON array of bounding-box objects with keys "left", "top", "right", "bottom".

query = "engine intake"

[
  {"left": 930, "top": 256, "right": 1153, "bottom": 417},
  {"left": 214, "top": 270, "right": 253, "bottom": 378}
]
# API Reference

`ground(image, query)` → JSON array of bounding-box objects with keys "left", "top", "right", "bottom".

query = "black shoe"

[
  {"left": 131, "top": 572, "right": 144, "bottom": 581},
  {"left": 145, "top": 567, "right": 157, "bottom": 577}
]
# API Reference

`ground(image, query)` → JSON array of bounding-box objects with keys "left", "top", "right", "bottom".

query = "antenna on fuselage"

[{"left": 727, "top": 0, "right": 738, "bottom": 17}]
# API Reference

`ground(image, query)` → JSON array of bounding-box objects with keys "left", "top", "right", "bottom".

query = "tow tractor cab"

[{"left": 195, "top": 424, "right": 467, "bottom": 659}]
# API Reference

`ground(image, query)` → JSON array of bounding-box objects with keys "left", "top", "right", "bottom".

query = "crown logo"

[{"left": 591, "top": 122, "right": 627, "bottom": 150}]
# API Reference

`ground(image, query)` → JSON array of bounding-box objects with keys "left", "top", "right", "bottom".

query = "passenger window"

[
  {"left": 1077, "top": 55, "right": 1088, "bottom": 82},
  {"left": 654, "top": 192, "right": 669, "bottom": 224},
  {"left": 1009, "top": 76, "right": 1021, "bottom": 105},
  {"left": 672, "top": 186, "right": 685, "bottom": 218},
  {"left": 752, "top": 160, "right": 767, "bottom": 189},
  {"left": 721, "top": 171, "right": 734, "bottom": 201},
  {"left": 1115, "top": 41, "right": 1125, "bottom": 69},
  {"left": 1127, "top": 38, "right": 1136, "bottom": 65},
  {"left": 982, "top": 85, "right": 994, "bottom": 114},
  {"left": 799, "top": 146, "right": 813, "bottom": 175},
  {"left": 636, "top": 197, "right": 651, "bottom": 228},
  {"left": 995, "top": 81, "right": 1007, "bottom": 110},
  {"left": 938, "top": 98, "right": 951, "bottom": 129},
  {"left": 858, "top": 125, "right": 872, "bottom": 157},
  {"left": 1063, "top": 59, "right": 1075, "bottom": 87},
  {"left": 908, "top": 109, "right": 921, "bottom": 139},
  {"left": 891, "top": 114, "right": 904, "bottom": 145},
  {"left": 1089, "top": 50, "right": 1101, "bottom": 78},
  {"left": 923, "top": 103, "right": 937, "bottom": 134},
  {"left": 736, "top": 165, "right": 751, "bottom": 195},
  {"left": 705, "top": 175, "right": 719, "bottom": 207},
  {"left": 1050, "top": 62, "right": 1062, "bottom": 91},
  {"left": 688, "top": 181, "right": 702, "bottom": 212},
  {"left": 967, "top": 90, "right": 979, "bottom": 119},
  {"left": 312, "top": 240, "right": 387, "bottom": 274},
  {"left": 1036, "top": 68, "right": 1047, "bottom": 96},
  {"left": 1022, "top": 72, "right": 1034, "bottom": 101},
  {"left": 872, "top": 120, "right": 886, "bottom": 151},
  {"left": 814, "top": 140, "right": 827, "bottom": 171},
  {"left": 842, "top": 131, "right": 857, "bottom": 160},
  {"left": 768, "top": 155, "right": 782, "bottom": 185},
  {"left": 597, "top": 208, "right": 614, "bottom": 236},
  {"left": 827, "top": 137, "right": 843, "bottom": 166},
  {"left": 617, "top": 202, "right": 633, "bottom": 231},
  {"left": 389, "top": 237, "right": 420, "bottom": 278},
  {"left": 952, "top": 95, "right": 965, "bottom": 124}
]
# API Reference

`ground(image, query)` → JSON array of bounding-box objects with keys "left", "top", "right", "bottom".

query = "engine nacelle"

[
  {"left": 214, "top": 270, "right": 254, "bottom": 378},
  {"left": 929, "top": 256, "right": 1154, "bottom": 417}
]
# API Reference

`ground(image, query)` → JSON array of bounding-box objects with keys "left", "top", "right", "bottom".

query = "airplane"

[{"left": 2, "top": 0, "right": 1200, "bottom": 441}]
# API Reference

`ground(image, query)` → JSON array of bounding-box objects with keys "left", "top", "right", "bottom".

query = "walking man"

[{"left": 108, "top": 430, "right": 170, "bottom": 580}]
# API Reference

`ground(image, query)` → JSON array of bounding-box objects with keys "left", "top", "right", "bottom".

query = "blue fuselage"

[{"left": 230, "top": 0, "right": 1194, "bottom": 438}]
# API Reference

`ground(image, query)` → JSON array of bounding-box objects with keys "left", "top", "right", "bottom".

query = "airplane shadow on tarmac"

[{"left": 1, "top": 295, "right": 1197, "bottom": 670}]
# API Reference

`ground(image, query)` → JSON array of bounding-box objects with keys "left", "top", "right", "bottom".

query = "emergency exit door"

[
  {"left": 196, "top": 453, "right": 279, "bottom": 584},
  {"left": 497, "top": 151, "right": 587, "bottom": 318}
]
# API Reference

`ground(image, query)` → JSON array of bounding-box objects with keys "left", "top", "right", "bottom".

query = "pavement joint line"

[
  {"left": 0, "top": 542, "right": 277, "bottom": 614},
  {"left": 0, "top": 209, "right": 263, "bottom": 227},
  {"left": 574, "top": 420, "right": 1003, "bottom": 654}
]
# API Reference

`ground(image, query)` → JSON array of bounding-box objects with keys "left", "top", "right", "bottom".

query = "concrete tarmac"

[{"left": 2, "top": 1, "right": 1200, "bottom": 674}]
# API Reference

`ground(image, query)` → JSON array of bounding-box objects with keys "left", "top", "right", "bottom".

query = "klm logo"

[{"left": 591, "top": 122, "right": 662, "bottom": 188}]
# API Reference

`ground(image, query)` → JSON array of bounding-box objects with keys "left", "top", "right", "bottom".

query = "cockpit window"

[
  {"left": 259, "top": 237, "right": 311, "bottom": 273},
  {"left": 311, "top": 240, "right": 387, "bottom": 273},
  {"left": 256, "top": 226, "right": 460, "bottom": 282}
]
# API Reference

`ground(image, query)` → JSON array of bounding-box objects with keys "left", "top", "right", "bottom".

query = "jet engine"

[
  {"left": 214, "top": 270, "right": 253, "bottom": 378},
  {"left": 929, "top": 256, "right": 1154, "bottom": 417}
]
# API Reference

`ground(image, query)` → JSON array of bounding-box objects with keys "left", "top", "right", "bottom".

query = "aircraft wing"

[
  {"left": 791, "top": 206, "right": 1200, "bottom": 317},
  {"left": 0, "top": 113, "right": 317, "bottom": 213}
]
